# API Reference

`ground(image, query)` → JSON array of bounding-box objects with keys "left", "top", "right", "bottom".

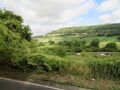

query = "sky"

[{"left": 0, "top": 0, "right": 120, "bottom": 36}]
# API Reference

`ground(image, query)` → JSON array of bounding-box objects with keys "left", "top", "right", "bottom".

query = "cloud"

[
  {"left": 98, "top": 0, "right": 120, "bottom": 23},
  {"left": 97, "top": 0, "right": 120, "bottom": 13},
  {"left": 1, "top": 0, "right": 97, "bottom": 35},
  {"left": 99, "top": 9, "right": 120, "bottom": 23}
]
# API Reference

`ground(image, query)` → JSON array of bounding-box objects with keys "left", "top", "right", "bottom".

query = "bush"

[
  {"left": 27, "top": 54, "right": 48, "bottom": 71},
  {"left": 89, "top": 60, "right": 120, "bottom": 79},
  {"left": 0, "top": 24, "right": 29, "bottom": 65},
  {"left": 17, "top": 57, "right": 29, "bottom": 71},
  {"left": 48, "top": 40, "right": 55, "bottom": 45},
  {"left": 0, "top": 9, "right": 32, "bottom": 41},
  {"left": 58, "top": 40, "right": 73, "bottom": 47},
  {"left": 102, "top": 42, "right": 117, "bottom": 52},
  {"left": 84, "top": 46, "right": 100, "bottom": 52},
  {"left": 26, "top": 54, "right": 66, "bottom": 72},
  {"left": 117, "top": 35, "right": 120, "bottom": 41},
  {"left": 74, "top": 47, "right": 83, "bottom": 53},
  {"left": 58, "top": 40, "right": 86, "bottom": 53},
  {"left": 90, "top": 39, "right": 100, "bottom": 48},
  {"left": 0, "top": 9, "right": 31, "bottom": 68},
  {"left": 55, "top": 46, "right": 66, "bottom": 57}
]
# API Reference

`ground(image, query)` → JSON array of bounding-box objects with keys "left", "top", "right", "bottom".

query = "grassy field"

[
  {"left": 34, "top": 35, "right": 120, "bottom": 48},
  {"left": 0, "top": 35, "right": 120, "bottom": 90},
  {"left": 30, "top": 33, "right": 120, "bottom": 90}
]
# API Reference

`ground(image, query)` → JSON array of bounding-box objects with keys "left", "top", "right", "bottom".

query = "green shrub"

[
  {"left": 0, "top": 24, "right": 29, "bottom": 64},
  {"left": 74, "top": 47, "right": 83, "bottom": 53},
  {"left": 0, "top": 9, "right": 31, "bottom": 68},
  {"left": 102, "top": 42, "right": 118, "bottom": 52},
  {"left": 0, "top": 9, "right": 32, "bottom": 41},
  {"left": 48, "top": 40, "right": 55, "bottom": 45},
  {"left": 117, "top": 35, "right": 120, "bottom": 41},
  {"left": 17, "top": 57, "right": 29, "bottom": 71},
  {"left": 55, "top": 46, "right": 66, "bottom": 57},
  {"left": 89, "top": 60, "right": 120, "bottom": 79},
  {"left": 90, "top": 39, "right": 100, "bottom": 48},
  {"left": 28, "top": 54, "right": 70, "bottom": 72},
  {"left": 27, "top": 54, "right": 47, "bottom": 71}
]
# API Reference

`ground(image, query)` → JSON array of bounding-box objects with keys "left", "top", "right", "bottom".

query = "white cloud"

[
  {"left": 99, "top": 14, "right": 112, "bottom": 23},
  {"left": 100, "top": 9, "right": 120, "bottom": 23},
  {"left": 98, "top": 0, "right": 120, "bottom": 23},
  {"left": 61, "top": 0, "right": 96, "bottom": 20},
  {"left": 97, "top": 0, "right": 120, "bottom": 13},
  {"left": 1, "top": 0, "right": 97, "bottom": 35}
]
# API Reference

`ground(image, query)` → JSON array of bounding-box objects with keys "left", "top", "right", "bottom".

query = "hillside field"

[
  {"left": 31, "top": 23, "right": 120, "bottom": 89},
  {"left": 0, "top": 10, "right": 120, "bottom": 90}
]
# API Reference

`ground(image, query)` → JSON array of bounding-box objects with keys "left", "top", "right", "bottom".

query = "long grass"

[{"left": 26, "top": 52, "right": 120, "bottom": 80}]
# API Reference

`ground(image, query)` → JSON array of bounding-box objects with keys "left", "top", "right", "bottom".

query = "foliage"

[
  {"left": 0, "top": 24, "right": 29, "bottom": 64},
  {"left": 25, "top": 54, "right": 66, "bottom": 72},
  {"left": 55, "top": 46, "right": 66, "bottom": 57},
  {"left": 74, "top": 47, "right": 83, "bottom": 53},
  {"left": 58, "top": 40, "right": 86, "bottom": 53},
  {"left": 1, "top": 9, "right": 120, "bottom": 84},
  {"left": 117, "top": 35, "right": 120, "bottom": 41},
  {"left": 90, "top": 39, "right": 100, "bottom": 48},
  {"left": 24, "top": 52, "right": 120, "bottom": 80},
  {"left": 0, "top": 9, "right": 32, "bottom": 71},
  {"left": 102, "top": 42, "right": 117, "bottom": 52},
  {"left": 58, "top": 40, "right": 73, "bottom": 47},
  {"left": 89, "top": 60, "right": 120, "bottom": 79},
  {"left": 49, "top": 23, "right": 120, "bottom": 37},
  {"left": 0, "top": 9, "right": 32, "bottom": 41},
  {"left": 48, "top": 40, "right": 55, "bottom": 45}
]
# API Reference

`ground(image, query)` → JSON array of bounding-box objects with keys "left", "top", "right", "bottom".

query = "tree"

[
  {"left": 48, "top": 40, "right": 55, "bottom": 45},
  {"left": 0, "top": 24, "right": 29, "bottom": 65},
  {"left": 117, "top": 35, "right": 120, "bottom": 41},
  {"left": 90, "top": 39, "right": 100, "bottom": 48},
  {"left": 74, "top": 47, "right": 82, "bottom": 53},
  {"left": 103, "top": 42, "right": 117, "bottom": 52},
  {"left": 55, "top": 46, "right": 66, "bottom": 57},
  {"left": 0, "top": 9, "right": 30, "bottom": 66},
  {"left": 0, "top": 9, "right": 32, "bottom": 41},
  {"left": 58, "top": 40, "right": 73, "bottom": 48}
]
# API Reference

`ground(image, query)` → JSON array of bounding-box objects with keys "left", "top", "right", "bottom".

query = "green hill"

[
  {"left": 34, "top": 23, "right": 120, "bottom": 47},
  {"left": 48, "top": 23, "right": 120, "bottom": 37}
]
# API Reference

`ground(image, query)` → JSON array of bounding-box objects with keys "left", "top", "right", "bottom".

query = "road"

[{"left": 0, "top": 77, "right": 62, "bottom": 90}]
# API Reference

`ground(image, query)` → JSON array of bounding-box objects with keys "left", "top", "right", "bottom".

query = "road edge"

[{"left": 0, "top": 77, "right": 63, "bottom": 90}]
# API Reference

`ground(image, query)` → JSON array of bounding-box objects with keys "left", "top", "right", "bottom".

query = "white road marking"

[{"left": 0, "top": 77, "right": 63, "bottom": 90}]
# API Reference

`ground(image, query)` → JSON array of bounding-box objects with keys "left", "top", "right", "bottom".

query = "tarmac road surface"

[{"left": 0, "top": 77, "right": 62, "bottom": 90}]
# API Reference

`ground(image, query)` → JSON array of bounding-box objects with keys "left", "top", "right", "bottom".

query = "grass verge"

[{"left": 0, "top": 66, "right": 120, "bottom": 90}]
